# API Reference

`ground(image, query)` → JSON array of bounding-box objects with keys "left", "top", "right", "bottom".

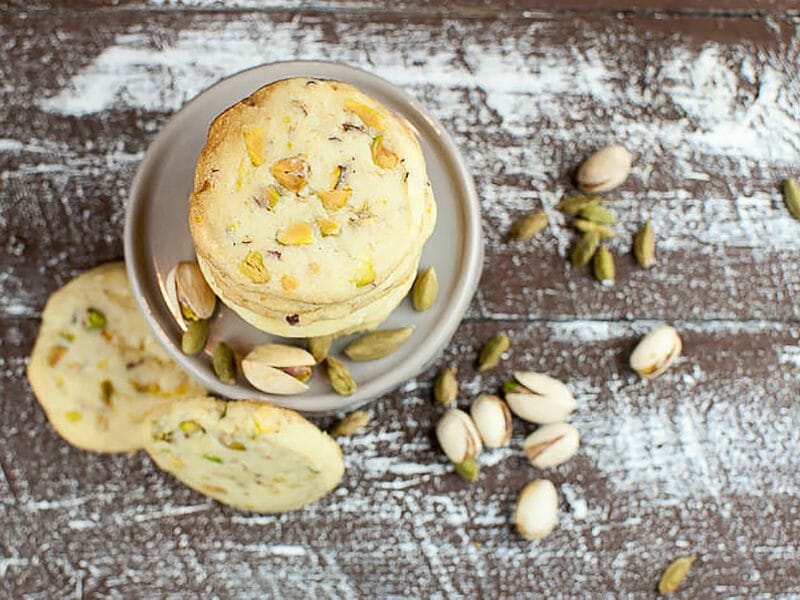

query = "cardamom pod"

[
  {"left": 344, "top": 327, "right": 415, "bottom": 361},
  {"left": 509, "top": 211, "right": 548, "bottom": 241},
  {"left": 658, "top": 556, "right": 696, "bottom": 594},
  {"left": 181, "top": 319, "right": 209, "bottom": 355},
  {"left": 556, "top": 194, "right": 601, "bottom": 216},
  {"left": 572, "top": 218, "right": 615, "bottom": 238},
  {"left": 577, "top": 204, "right": 616, "bottom": 225},
  {"left": 783, "top": 177, "right": 800, "bottom": 221},
  {"left": 433, "top": 366, "right": 458, "bottom": 406},
  {"left": 308, "top": 334, "right": 334, "bottom": 363},
  {"left": 634, "top": 219, "right": 655, "bottom": 268},
  {"left": 212, "top": 342, "right": 236, "bottom": 384},
  {"left": 593, "top": 245, "right": 615, "bottom": 283},
  {"left": 411, "top": 266, "right": 438, "bottom": 312},
  {"left": 571, "top": 231, "right": 600, "bottom": 268},
  {"left": 453, "top": 457, "right": 479, "bottom": 482},
  {"left": 330, "top": 410, "right": 369, "bottom": 436},
  {"left": 325, "top": 356, "right": 357, "bottom": 396},
  {"left": 477, "top": 333, "right": 510, "bottom": 372}
]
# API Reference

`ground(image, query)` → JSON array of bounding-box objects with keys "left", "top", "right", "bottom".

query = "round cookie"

[
  {"left": 144, "top": 397, "right": 344, "bottom": 513},
  {"left": 189, "top": 77, "right": 437, "bottom": 335},
  {"left": 27, "top": 262, "right": 206, "bottom": 453}
]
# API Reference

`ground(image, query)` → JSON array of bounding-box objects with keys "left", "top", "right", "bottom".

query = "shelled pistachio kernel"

[
  {"left": 514, "top": 479, "right": 559, "bottom": 541},
  {"left": 212, "top": 342, "right": 236, "bottom": 384},
  {"left": 629, "top": 325, "right": 682, "bottom": 379},
  {"left": 181, "top": 319, "right": 209, "bottom": 355}
]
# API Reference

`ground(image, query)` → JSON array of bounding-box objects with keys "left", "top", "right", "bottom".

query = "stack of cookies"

[{"left": 189, "top": 77, "right": 436, "bottom": 338}]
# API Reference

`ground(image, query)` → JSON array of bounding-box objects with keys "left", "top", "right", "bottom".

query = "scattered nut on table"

[
  {"left": 576, "top": 144, "right": 632, "bottom": 193},
  {"left": 523, "top": 422, "right": 580, "bottom": 469},
  {"left": 504, "top": 371, "right": 576, "bottom": 424},
  {"left": 629, "top": 325, "right": 682, "bottom": 379},
  {"left": 436, "top": 408, "right": 483, "bottom": 464},
  {"left": 469, "top": 393, "right": 512, "bottom": 448},
  {"left": 514, "top": 479, "right": 559, "bottom": 541}
]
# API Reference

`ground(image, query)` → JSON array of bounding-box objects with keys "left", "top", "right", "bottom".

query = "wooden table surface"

[{"left": 2, "top": 1, "right": 800, "bottom": 597}]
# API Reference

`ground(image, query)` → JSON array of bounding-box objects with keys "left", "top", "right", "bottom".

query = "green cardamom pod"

[
  {"left": 633, "top": 219, "right": 656, "bottom": 268},
  {"left": 556, "top": 194, "right": 602, "bottom": 216},
  {"left": 181, "top": 319, "right": 209, "bottom": 355},
  {"left": 658, "top": 556, "right": 696, "bottom": 594},
  {"left": 411, "top": 267, "right": 438, "bottom": 312},
  {"left": 784, "top": 177, "right": 800, "bottom": 221},
  {"left": 212, "top": 342, "right": 236, "bottom": 384},
  {"left": 454, "top": 457, "right": 480, "bottom": 482},
  {"left": 433, "top": 366, "right": 458, "bottom": 406},
  {"left": 577, "top": 204, "right": 616, "bottom": 225},
  {"left": 571, "top": 230, "right": 600, "bottom": 268},
  {"left": 572, "top": 218, "right": 616, "bottom": 238},
  {"left": 477, "top": 333, "right": 510, "bottom": 372},
  {"left": 509, "top": 211, "right": 548, "bottom": 241},
  {"left": 325, "top": 356, "right": 357, "bottom": 396},
  {"left": 344, "top": 327, "right": 415, "bottom": 361},
  {"left": 330, "top": 409, "right": 369, "bottom": 435},
  {"left": 593, "top": 245, "right": 615, "bottom": 283},
  {"left": 308, "top": 334, "right": 334, "bottom": 363}
]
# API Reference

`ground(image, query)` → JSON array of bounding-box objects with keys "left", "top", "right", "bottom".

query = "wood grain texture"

[{"left": 1, "top": 3, "right": 799, "bottom": 597}]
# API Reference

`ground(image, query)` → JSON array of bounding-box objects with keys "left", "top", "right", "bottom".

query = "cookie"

[
  {"left": 27, "top": 262, "right": 206, "bottom": 452},
  {"left": 144, "top": 397, "right": 344, "bottom": 513},
  {"left": 188, "top": 77, "right": 436, "bottom": 337}
]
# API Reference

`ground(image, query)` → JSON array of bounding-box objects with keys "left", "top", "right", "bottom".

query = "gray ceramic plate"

[{"left": 125, "top": 61, "right": 482, "bottom": 414}]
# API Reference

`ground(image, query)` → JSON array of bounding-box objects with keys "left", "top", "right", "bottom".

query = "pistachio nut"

[
  {"left": 344, "top": 326, "right": 415, "bottom": 361},
  {"left": 454, "top": 457, "right": 480, "bottom": 483},
  {"left": 576, "top": 144, "right": 632, "bottom": 193},
  {"left": 634, "top": 219, "right": 656, "bottom": 268},
  {"left": 411, "top": 266, "right": 438, "bottom": 312},
  {"left": 330, "top": 410, "right": 370, "bottom": 436},
  {"left": 212, "top": 342, "right": 236, "bottom": 385},
  {"left": 242, "top": 343, "right": 315, "bottom": 395},
  {"left": 784, "top": 177, "right": 800, "bottom": 221},
  {"left": 308, "top": 334, "right": 334, "bottom": 363},
  {"left": 433, "top": 366, "right": 458, "bottom": 406},
  {"left": 523, "top": 422, "right": 580, "bottom": 468},
  {"left": 556, "top": 194, "right": 601, "bottom": 216},
  {"left": 83, "top": 307, "right": 106, "bottom": 331},
  {"left": 175, "top": 262, "right": 216, "bottom": 320},
  {"left": 181, "top": 319, "right": 209, "bottom": 355},
  {"left": 514, "top": 479, "right": 559, "bottom": 541},
  {"left": 629, "top": 325, "right": 682, "bottom": 379},
  {"left": 469, "top": 394, "right": 512, "bottom": 448},
  {"left": 436, "top": 408, "right": 483, "bottom": 464},
  {"left": 504, "top": 371, "right": 576, "bottom": 424},
  {"left": 571, "top": 230, "right": 600, "bottom": 268},
  {"left": 593, "top": 245, "right": 615, "bottom": 283},
  {"left": 326, "top": 356, "right": 357, "bottom": 396},
  {"left": 509, "top": 211, "right": 548, "bottom": 241},
  {"left": 658, "top": 556, "right": 696, "bottom": 594},
  {"left": 477, "top": 333, "right": 510, "bottom": 372}
]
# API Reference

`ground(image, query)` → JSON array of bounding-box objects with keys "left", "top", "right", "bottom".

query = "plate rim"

[{"left": 124, "top": 60, "right": 483, "bottom": 414}]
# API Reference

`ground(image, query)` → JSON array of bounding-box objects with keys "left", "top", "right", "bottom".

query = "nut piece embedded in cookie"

[
  {"left": 270, "top": 157, "right": 309, "bottom": 191},
  {"left": 277, "top": 222, "right": 314, "bottom": 246}
]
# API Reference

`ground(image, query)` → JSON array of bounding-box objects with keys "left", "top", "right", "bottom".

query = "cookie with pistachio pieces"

[
  {"left": 26, "top": 262, "right": 206, "bottom": 453},
  {"left": 144, "top": 397, "right": 344, "bottom": 513}
]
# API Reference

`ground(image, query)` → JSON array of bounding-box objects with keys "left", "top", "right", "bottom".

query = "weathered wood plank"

[
  {"left": 2, "top": 319, "right": 799, "bottom": 595},
  {"left": 1, "top": 11, "right": 799, "bottom": 322}
]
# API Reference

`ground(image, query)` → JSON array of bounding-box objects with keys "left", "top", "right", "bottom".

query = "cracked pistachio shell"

[
  {"left": 629, "top": 325, "right": 682, "bottom": 379},
  {"left": 576, "top": 144, "right": 632, "bottom": 193},
  {"left": 515, "top": 479, "right": 559, "bottom": 541},
  {"left": 175, "top": 262, "right": 217, "bottom": 320},
  {"left": 523, "top": 422, "right": 580, "bottom": 468},
  {"left": 505, "top": 371, "right": 576, "bottom": 424},
  {"left": 470, "top": 394, "right": 512, "bottom": 448},
  {"left": 436, "top": 408, "right": 483, "bottom": 464},
  {"left": 242, "top": 344, "right": 315, "bottom": 395}
]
